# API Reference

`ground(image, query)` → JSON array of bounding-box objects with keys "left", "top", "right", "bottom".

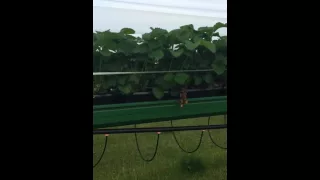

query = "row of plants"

[{"left": 93, "top": 22, "right": 227, "bottom": 100}]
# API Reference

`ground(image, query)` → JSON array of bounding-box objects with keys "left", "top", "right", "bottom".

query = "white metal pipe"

[{"left": 93, "top": 69, "right": 214, "bottom": 76}]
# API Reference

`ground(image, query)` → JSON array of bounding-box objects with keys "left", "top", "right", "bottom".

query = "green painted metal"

[{"left": 93, "top": 96, "right": 227, "bottom": 129}]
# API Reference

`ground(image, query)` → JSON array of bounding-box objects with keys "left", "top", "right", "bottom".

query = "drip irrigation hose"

[
  {"left": 93, "top": 124, "right": 226, "bottom": 134},
  {"left": 93, "top": 135, "right": 108, "bottom": 168},
  {"left": 170, "top": 120, "right": 203, "bottom": 153},
  {"left": 134, "top": 124, "right": 160, "bottom": 162},
  {"left": 207, "top": 116, "right": 227, "bottom": 150}
]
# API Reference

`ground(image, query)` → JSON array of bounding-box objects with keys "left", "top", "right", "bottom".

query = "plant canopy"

[{"left": 93, "top": 22, "right": 227, "bottom": 100}]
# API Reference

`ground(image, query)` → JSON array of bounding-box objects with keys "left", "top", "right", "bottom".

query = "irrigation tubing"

[
  {"left": 170, "top": 120, "right": 204, "bottom": 153},
  {"left": 93, "top": 124, "right": 226, "bottom": 134},
  {"left": 207, "top": 116, "right": 227, "bottom": 150},
  {"left": 134, "top": 124, "right": 160, "bottom": 162},
  {"left": 93, "top": 135, "right": 108, "bottom": 168},
  {"left": 92, "top": 123, "right": 227, "bottom": 164}
]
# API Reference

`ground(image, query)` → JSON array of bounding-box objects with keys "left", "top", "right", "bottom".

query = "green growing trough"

[{"left": 93, "top": 96, "right": 227, "bottom": 129}]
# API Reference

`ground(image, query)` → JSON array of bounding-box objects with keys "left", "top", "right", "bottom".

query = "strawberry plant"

[{"left": 93, "top": 22, "right": 227, "bottom": 101}]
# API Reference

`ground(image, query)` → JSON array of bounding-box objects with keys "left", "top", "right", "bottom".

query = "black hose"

[
  {"left": 134, "top": 124, "right": 160, "bottom": 162},
  {"left": 207, "top": 116, "right": 227, "bottom": 150},
  {"left": 93, "top": 135, "right": 108, "bottom": 168},
  {"left": 170, "top": 120, "right": 203, "bottom": 153},
  {"left": 93, "top": 124, "right": 226, "bottom": 134}
]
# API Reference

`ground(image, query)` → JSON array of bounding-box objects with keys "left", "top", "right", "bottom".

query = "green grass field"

[{"left": 93, "top": 116, "right": 227, "bottom": 180}]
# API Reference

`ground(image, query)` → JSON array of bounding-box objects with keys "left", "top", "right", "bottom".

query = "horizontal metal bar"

[
  {"left": 93, "top": 69, "right": 214, "bottom": 76},
  {"left": 93, "top": 124, "right": 227, "bottom": 134}
]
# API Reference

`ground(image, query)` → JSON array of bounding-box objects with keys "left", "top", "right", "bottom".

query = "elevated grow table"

[
  {"left": 93, "top": 70, "right": 227, "bottom": 129},
  {"left": 93, "top": 96, "right": 227, "bottom": 128}
]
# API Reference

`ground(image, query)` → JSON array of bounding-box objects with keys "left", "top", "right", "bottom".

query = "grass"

[{"left": 93, "top": 115, "right": 227, "bottom": 180}]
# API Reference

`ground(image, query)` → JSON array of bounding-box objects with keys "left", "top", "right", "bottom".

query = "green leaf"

[
  {"left": 183, "top": 51, "right": 193, "bottom": 57},
  {"left": 148, "top": 40, "right": 162, "bottom": 50},
  {"left": 214, "top": 38, "right": 227, "bottom": 52},
  {"left": 192, "top": 35, "right": 202, "bottom": 43},
  {"left": 150, "top": 28, "right": 168, "bottom": 38},
  {"left": 97, "top": 39, "right": 117, "bottom": 50},
  {"left": 198, "top": 57, "right": 210, "bottom": 68},
  {"left": 198, "top": 26, "right": 214, "bottom": 36},
  {"left": 200, "top": 40, "right": 216, "bottom": 53},
  {"left": 174, "top": 73, "right": 190, "bottom": 85},
  {"left": 128, "top": 75, "right": 140, "bottom": 84},
  {"left": 154, "top": 75, "right": 174, "bottom": 89},
  {"left": 167, "top": 29, "right": 180, "bottom": 44},
  {"left": 103, "top": 78, "right": 117, "bottom": 88},
  {"left": 133, "top": 43, "right": 148, "bottom": 53},
  {"left": 185, "top": 76, "right": 193, "bottom": 85},
  {"left": 152, "top": 87, "right": 164, "bottom": 99},
  {"left": 95, "top": 31, "right": 122, "bottom": 46},
  {"left": 164, "top": 73, "right": 175, "bottom": 82},
  {"left": 117, "top": 40, "right": 137, "bottom": 54},
  {"left": 125, "top": 35, "right": 136, "bottom": 40},
  {"left": 142, "top": 33, "right": 151, "bottom": 41},
  {"left": 204, "top": 73, "right": 214, "bottom": 84},
  {"left": 215, "top": 54, "right": 227, "bottom": 65},
  {"left": 100, "top": 48, "right": 111, "bottom": 56},
  {"left": 177, "top": 29, "right": 191, "bottom": 42},
  {"left": 135, "top": 55, "right": 149, "bottom": 63},
  {"left": 211, "top": 64, "right": 226, "bottom": 75},
  {"left": 184, "top": 40, "right": 200, "bottom": 51},
  {"left": 104, "top": 62, "right": 122, "bottom": 71},
  {"left": 117, "top": 76, "right": 128, "bottom": 85},
  {"left": 213, "top": 22, "right": 227, "bottom": 32},
  {"left": 194, "top": 76, "right": 203, "bottom": 86},
  {"left": 169, "top": 49, "right": 184, "bottom": 57},
  {"left": 180, "top": 24, "right": 194, "bottom": 31},
  {"left": 120, "top": 28, "right": 135, "bottom": 34},
  {"left": 198, "top": 26, "right": 213, "bottom": 32},
  {"left": 141, "top": 80, "right": 149, "bottom": 90},
  {"left": 212, "top": 32, "right": 220, "bottom": 37},
  {"left": 149, "top": 49, "right": 164, "bottom": 60},
  {"left": 155, "top": 75, "right": 164, "bottom": 84},
  {"left": 118, "top": 84, "right": 132, "bottom": 94}
]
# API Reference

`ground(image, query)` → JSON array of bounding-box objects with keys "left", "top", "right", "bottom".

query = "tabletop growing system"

[{"left": 93, "top": 22, "right": 227, "bottom": 166}]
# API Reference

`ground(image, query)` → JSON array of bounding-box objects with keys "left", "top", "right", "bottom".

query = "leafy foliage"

[{"left": 93, "top": 22, "right": 227, "bottom": 99}]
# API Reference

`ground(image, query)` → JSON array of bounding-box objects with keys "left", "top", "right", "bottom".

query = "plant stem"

[{"left": 168, "top": 45, "right": 174, "bottom": 70}]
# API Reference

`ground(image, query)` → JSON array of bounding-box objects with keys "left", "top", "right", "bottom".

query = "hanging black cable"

[
  {"left": 170, "top": 120, "right": 203, "bottom": 153},
  {"left": 134, "top": 124, "right": 160, "bottom": 162},
  {"left": 93, "top": 135, "right": 108, "bottom": 168},
  {"left": 207, "top": 116, "right": 227, "bottom": 150}
]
